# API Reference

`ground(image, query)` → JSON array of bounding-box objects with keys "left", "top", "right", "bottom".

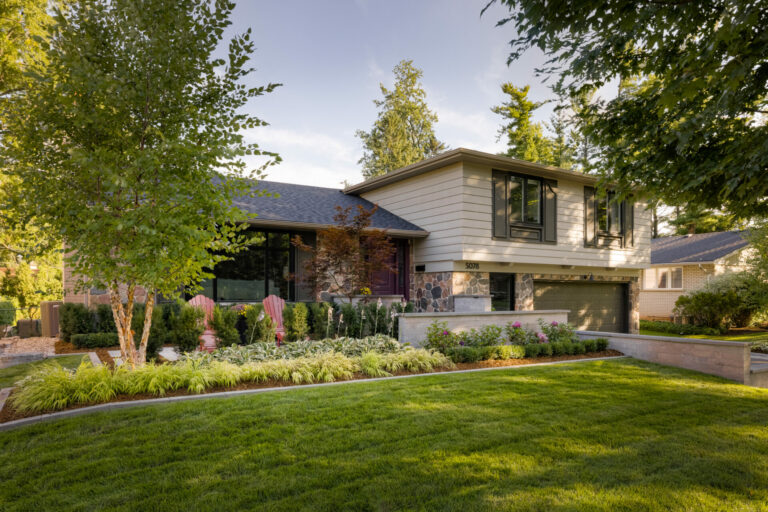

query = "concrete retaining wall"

[
  {"left": 399, "top": 310, "right": 569, "bottom": 346},
  {"left": 576, "top": 330, "right": 751, "bottom": 383}
]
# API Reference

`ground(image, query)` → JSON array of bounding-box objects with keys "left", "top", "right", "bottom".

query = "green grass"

[
  {"left": 640, "top": 329, "right": 768, "bottom": 343},
  {"left": 0, "top": 355, "right": 87, "bottom": 389},
  {"left": 1, "top": 359, "right": 767, "bottom": 511}
]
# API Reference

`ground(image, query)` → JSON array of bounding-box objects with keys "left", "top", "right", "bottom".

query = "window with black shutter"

[
  {"left": 583, "top": 186, "right": 634, "bottom": 248},
  {"left": 492, "top": 170, "right": 557, "bottom": 244}
]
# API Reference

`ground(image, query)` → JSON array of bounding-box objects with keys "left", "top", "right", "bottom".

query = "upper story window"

[
  {"left": 493, "top": 171, "right": 556, "bottom": 244},
  {"left": 584, "top": 186, "right": 634, "bottom": 248},
  {"left": 644, "top": 267, "right": 683, "bottom": 289}
]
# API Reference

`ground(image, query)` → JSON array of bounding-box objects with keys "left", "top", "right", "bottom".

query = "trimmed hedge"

[
  {"left": 640, "top": 320, "right": 720, "bottom": 336},
  {"left": 71, "top": 332, "right": 119, "bottom": 348}
]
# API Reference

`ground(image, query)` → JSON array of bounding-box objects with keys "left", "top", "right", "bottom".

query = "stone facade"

[
  {"left": 452, "top": 272, "right": 489, "bottom": 295},
  {"left": 514, "top": 273, "right": 534, "bottom": 311},
  {"left": 412, "top": 271, "right": 452, "bottom": 312}
]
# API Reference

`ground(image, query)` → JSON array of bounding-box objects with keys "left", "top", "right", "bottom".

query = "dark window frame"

[
  {"left": 584, "top": 186, "right": 634, "bottom": 249},
  {"left": 493, "top": 170, "right": 557, "bottom": 244}
]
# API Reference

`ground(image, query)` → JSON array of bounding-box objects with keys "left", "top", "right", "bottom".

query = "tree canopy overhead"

[
  {"left": 356, "top": 60, "right": 446, "bottom": 179},
  {"left": 2, "top": 0, "right": 279, "bottom": 366},
  {"left": 487, "top": 0, "right": 768, "bottom": 217}
]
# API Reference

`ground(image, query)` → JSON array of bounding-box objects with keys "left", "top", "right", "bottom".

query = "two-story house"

[{"left": 63, "top": 148, "right": 651, "bottom": 333}]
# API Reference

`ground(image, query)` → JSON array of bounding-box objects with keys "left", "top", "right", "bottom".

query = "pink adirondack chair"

[
  {"left": 188, "top": 294, "right": 217, "bottom": 353},
  {"left": 262, "top": 295, "right": 285, "bottom": 346}
]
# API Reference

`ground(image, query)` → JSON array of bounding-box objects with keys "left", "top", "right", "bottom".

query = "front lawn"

[
  {"left": 1, "top": 359, "right": 767, "bottom": 511},
  {"left": 0, "top": 355, "right": 86, "bottom": 389}
]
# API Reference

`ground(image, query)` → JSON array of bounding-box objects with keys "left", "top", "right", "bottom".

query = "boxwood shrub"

[{"left": 71, "top": 332, "right": 119, "bottom": 348}]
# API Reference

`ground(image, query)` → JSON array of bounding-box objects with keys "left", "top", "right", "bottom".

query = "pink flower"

[
  {"left": 512, "top": 321, "right": 522, "bottom": 328},
  {"left": 551, "top": 321, "right": 559, "bottom": 326},
  {"left": 537, "top": 332, "right": 548, "bottom": 343},
  {"left": 442, "top": 330, "right": 449, "bottom": 336}
]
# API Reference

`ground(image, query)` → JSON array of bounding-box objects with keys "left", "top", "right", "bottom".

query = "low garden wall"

[
  {"left": 576, "top": 330, "right": 751, "bottom": 384},
  {"left": 399, "top": 310, "right": 569, "bottom": 346}
]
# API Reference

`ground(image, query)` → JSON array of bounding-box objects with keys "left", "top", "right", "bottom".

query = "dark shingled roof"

[
  {"left": 651, "top": 231, "right": 749, "bottom": 264},
  {"left": 233, "top": 180, "right": 426, "bottom": 235}
]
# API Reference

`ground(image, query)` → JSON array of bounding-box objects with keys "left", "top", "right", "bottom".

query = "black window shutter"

[
  {"left": 584, "top": 186, "right": 597, "bottom": 247},
  {"left": 543, "top": 181, "right": 557, "bottom": 243},
  {"left": 623, "top": 200, "right": 635, "bottom": 248},
  {"left": 492, "top": 171, "right": 507, "bottom": 238}
]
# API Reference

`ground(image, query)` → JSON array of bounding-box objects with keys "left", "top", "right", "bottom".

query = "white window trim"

[{"left": 643, "top": 266, "right": 684, "bottom": 291}]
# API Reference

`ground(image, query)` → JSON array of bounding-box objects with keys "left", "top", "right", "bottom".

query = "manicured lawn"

[
  {"left": 1, "top": 359, "right": 767, "bottom": 511},
  {"left": 640, "top": 329, "right": 768, "bottom": 344},
  {"left": 0, "top": 355, "right": 87, "bottom": 389}
]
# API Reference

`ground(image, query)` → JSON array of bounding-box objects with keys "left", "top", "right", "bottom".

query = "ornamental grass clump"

[{"left": 10, "top": 348, "right": 452, "bottom": 414}]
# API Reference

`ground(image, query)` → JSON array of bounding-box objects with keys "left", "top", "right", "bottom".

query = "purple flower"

[
  {"left": 442, "top": 330, "right": 449, "bottom": 336},
  {"left": 459, "top": 341, "right": 465, "bottom": 346},
  {"left": 537, "top": 332, "right": 549, "bottom": 343},
  {"left": 551, "top": 321, "right": 559, "bottom": 326},
  {"left": 512, "top": 321, "right": 522, "bottom": 328}
]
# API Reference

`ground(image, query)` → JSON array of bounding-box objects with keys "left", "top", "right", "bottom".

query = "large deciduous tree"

[
  {"left": 487, "top": 0, "right": 768, "bottom": 217},
  {"left": 3, "top": 0, "right": 279, "bottom": 366},
  {"left": 292, "top": 206, "right": 396, "bottom": 304},
  {"left": 356, "top": 60, "right": 446, "bottom": 179}
]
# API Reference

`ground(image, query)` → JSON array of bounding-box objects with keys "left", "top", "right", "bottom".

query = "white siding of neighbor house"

[
  {"left": 459, "top": 162, "right": 652, "bottom": 268},
  {"left": 360, "top": 163, "right": 465, "bottom": 264},
  {"left": 360, "top": 161, "right": 652, "bottom": 270}
]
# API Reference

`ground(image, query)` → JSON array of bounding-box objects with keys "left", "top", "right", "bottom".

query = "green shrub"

[
  {"left": 169, "top": 304, "right": 205, "bottom": 352},
  {"left": 244, "top": 305, "right": 276, "bottom": 344},
  {"left": 308, "top": 302, "right": 333, "bottom": 339},
  {"left": 94, "top": 304, "right": 116, "bottom": 333},
  {"left": 595, "top": 338, "right": 609, "bottom": 351},
  {"left": 551, "top": 342, "right": 566, "bottom": 356},
  {"left": 473, "top": 325, "right": 504, "bottom": 346},
  {"left": 59, "top": 303, "right": 93, "bottom": 342},
  {"left": 446, "top": 346, "right": 483, "bottom": 363},
  {"left": 0, "top": 299, "right": 16, "bottom": 327},
  {"left": 422, "top": 321, "right": 458, "bottom": 353},
  {"left": 362, "top": 301, "right": 389, "bottom": 336},
  {"left": 388, "top": 300, "right": 413, "bottom": 338},
  {"left": 539, "top": 319, "right": 577, "bottom": 343},
  {"left": 507, "top": 345, "right": 525, "bottom": 359},
  {"left": 284, "top": 303, "right": 309, "bottom": 341},
  {"left": 212, "top": 306, "right": 240, "bottom": 347},
  {"left": 71, "top": 332, "right": 119, "bottom": 348},
  {"left": 539, "top": 343, "right": 553, "bottom": 357},
  {"left": 674, "top": 289, "right": 739, "bottom": 330},
  {"left": 337, "top": 302, "right": 361, "bottom": 338},
  {"left": 524, "top": 344, "right": 541, "bottom": 358},
  {"left": 639, "top": 319, "right": 720, "bottom": 336},
  {"left": 572, "top": 341, "right": 586, "bottom": 355},
  {"left": 506, "top": 322, "right": 538, "bottom": 345},
  {"left": 583, "top": 338, "right": 597, "bottom": 353}
]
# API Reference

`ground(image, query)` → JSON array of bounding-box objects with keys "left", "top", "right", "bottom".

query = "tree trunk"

[
  {"left": 109, "top": 281, "right": 140, "bottom": 368},
  {"left": 137, "top": 290, "right": 155, "bottom": 364}
]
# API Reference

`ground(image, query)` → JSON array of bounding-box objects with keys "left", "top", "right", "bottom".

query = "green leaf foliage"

[
  {"left": 488, "top": 0, "right": 768, "bottom": 217},
  {"left": 356, "top": 60, "right": 446, "bottom": 178}
]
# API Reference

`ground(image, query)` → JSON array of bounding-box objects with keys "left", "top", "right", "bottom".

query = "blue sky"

[{"left": 231, "top": 0, "right": 555, "bottom": 188}]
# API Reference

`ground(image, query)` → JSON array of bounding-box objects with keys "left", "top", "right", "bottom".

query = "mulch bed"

[
  {"left": 0, "top": 350, "right": 623, "bottom": 424},
  {"left": 54, "top": 340, "right": 115, "bottom": 367}
]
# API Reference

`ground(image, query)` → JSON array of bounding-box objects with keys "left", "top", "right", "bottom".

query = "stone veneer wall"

[
  {"left": 412, "top": 271, "right": 491, "bottom": 312},
  {"left": 514, "top": 274, "right": 534, "bottom": 310}
]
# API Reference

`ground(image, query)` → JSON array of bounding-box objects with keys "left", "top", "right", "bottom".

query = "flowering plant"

[
  {"left": 506, "top": 321, "right": 538, "bottom": 345},
  {"left": 423, "top": 320, "right": 459, "bottom": 352},
  {"left": 538, "top": 319, "right": 577, "bottom": 344}
]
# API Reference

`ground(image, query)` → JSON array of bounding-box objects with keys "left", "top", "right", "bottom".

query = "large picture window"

[
  {"left": 196, "top": 229, "right": 305, "bottom": 302},
  {"left": 644, "top": 267, "right": 683, "bottom": 290},
  {"left": 493, "top": 171, "right": 557, "bottom": 243}
]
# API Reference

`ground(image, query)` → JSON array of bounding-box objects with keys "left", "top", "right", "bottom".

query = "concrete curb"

[
  {"left": 0, "top": 387, "right": 12, "bottom": 415},
  {"left": 0, "top": 355, "right": 628, "bottom": 432}
]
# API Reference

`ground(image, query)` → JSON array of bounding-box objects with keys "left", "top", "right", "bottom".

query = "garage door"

[{"left": 533, "top": 281, "right": 628, "bottom": 333}]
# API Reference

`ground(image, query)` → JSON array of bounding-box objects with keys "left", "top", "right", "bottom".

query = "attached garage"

[{"left": 533, "top": 280, "right": 628, "bottom": 333}]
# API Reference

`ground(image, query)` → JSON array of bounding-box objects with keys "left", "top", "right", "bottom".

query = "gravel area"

[{"left": 0, "top": 336, "right": 57, "bottom": 356}]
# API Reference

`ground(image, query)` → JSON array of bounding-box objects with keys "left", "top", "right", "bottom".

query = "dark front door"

[
  {"left": 490, "top": 273, "right": 515, "bottom": 311},
  {"left": 371, "top": 239, "right": 409, "bottom": 299}
]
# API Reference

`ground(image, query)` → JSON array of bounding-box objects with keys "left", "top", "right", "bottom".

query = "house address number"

[{"left": 464, "top": 262, "right": 480, "bottom": 270}]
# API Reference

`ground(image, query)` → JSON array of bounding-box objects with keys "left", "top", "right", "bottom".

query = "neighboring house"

[
  {"left": 64, "top": 148, "right": 652, "bottom": 333},
  {"left": 638, "top": 231, "right": 751, "bottom": 320}
]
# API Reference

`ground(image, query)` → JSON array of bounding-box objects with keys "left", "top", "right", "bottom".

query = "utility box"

[
  {"left": 17, "top": 319, "right": 41, "bottom": 338},
  {"left": 40, "top": 301, "right": 63, "bottom": 337}
]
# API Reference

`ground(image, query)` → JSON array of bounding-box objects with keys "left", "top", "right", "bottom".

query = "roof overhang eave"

[{"left": 246, "top": 218, "right": 429, "bottom": 238}]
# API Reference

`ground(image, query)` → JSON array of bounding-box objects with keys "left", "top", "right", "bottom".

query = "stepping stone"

[{"left": 159, "top": 347, "right": 179, "bottom": 361}]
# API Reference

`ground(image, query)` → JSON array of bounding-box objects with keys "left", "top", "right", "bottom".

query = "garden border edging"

[{"left": 0, "top": 355, "right": 627, "bottom": 432}]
